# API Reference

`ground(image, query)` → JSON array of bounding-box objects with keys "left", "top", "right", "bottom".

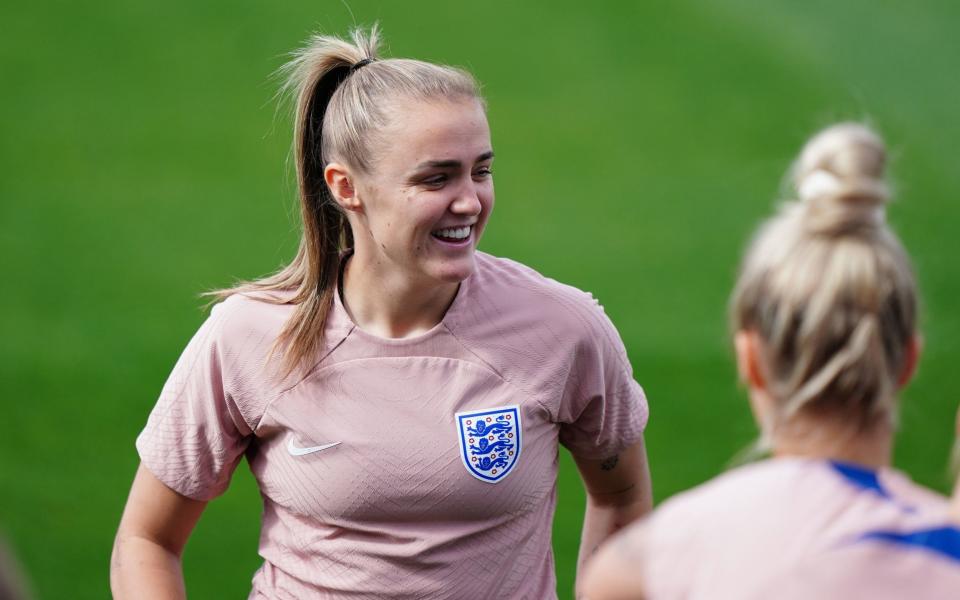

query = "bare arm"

[
  {"left": 572, "top": 437, "right": 653, "bottom": 598},
  {"left": 111, "top": 464, "right": 207, "bottom": 600}
]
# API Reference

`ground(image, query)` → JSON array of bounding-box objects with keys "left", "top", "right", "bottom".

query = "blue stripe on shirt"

[
  {"left": 828, "top": 460, "right": 893, "bottom": 500},
  {"left": 859, "top": 526, "right": 960, "bottom": 563}
]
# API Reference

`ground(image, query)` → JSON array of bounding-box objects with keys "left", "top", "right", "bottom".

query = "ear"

[
  {"left": 734, "top": 330, "right": 767, "bottom": 391},
  {"left": 897, "top": 333, "right": 922, "bottom": 389},
  {"left": 735, "top": 330, "right": 776, "bottom": 433},
  {"left": 324, "top": 162, "right": 362, "bottom": 212}
]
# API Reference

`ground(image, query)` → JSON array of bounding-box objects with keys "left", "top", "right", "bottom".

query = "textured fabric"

[
  {"left": 136, "top": 252, "right": 649, "bottom": 599},
  {"left": 624, "top": 458, "right": 952, "bottom": 600}
]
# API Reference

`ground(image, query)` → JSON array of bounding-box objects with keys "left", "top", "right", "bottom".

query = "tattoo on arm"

[{"left": 600, "top": 455, "right": 619, "bottom": 471}]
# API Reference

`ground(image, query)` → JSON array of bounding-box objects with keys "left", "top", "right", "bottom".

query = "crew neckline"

[{"left": 333, "top": 253, "right": 472, "bottom": 346}]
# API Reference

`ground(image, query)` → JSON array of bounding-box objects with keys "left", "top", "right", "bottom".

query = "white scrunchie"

[{"left": 798, "top": 169, "right": 841, "bottom": 202}]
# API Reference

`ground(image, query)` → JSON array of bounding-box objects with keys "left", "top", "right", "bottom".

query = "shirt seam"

[
  {"left": 252, "top": 325, "right": 355, "bottom": 434},
  {"left": 442, "top": 322, "right": 556, "bottom": 421}
]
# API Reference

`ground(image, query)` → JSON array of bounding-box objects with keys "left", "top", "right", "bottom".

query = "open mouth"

[{"left": 431, "top": 225, "right": 473, "bottom": 243}]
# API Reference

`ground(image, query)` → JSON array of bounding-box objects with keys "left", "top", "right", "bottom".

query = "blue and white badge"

[{"left": 455, "top": 405, "right": 522, "bottom": 483}]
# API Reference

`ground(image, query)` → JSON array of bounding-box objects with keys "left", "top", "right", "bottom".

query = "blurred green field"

[{"left": 2, "top": 1, "right": 959, "bottom": 598}]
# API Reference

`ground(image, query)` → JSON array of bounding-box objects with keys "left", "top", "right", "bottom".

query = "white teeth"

[{"left": 433, "top": 226, "right": 471, "bottom": 240}]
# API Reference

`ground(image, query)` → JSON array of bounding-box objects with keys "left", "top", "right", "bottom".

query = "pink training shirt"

[
  {"left": 136, "top": 252, "right": 649, "bottom": 599},
  {"left": 619, "top": 458, "right": 953, "bottom": 600},
  {"left": 751, "top": 521, "right": 960, "bottom": 600}
]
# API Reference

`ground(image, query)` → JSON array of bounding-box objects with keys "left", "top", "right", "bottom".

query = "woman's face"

[{"left": 351, "top": 96, "right": 494, "bottom": 286}]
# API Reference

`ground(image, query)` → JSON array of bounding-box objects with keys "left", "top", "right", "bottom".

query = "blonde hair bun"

[
  {"left": 731, "top": 121, "right": 918, "bottom": 435},
  {"left": 792, "top": 123, "right": 890, "bottom": 236}
]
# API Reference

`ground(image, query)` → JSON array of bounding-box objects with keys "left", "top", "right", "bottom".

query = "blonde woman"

[
  {"left": 110, "top": 27, "right": 652, "bottom": 599},
  {"left": 582, "top": 123, "right": 957, "bottom": 599}
]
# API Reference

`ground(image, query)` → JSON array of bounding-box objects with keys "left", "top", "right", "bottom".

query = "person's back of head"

[{"left": 731, "top": 122, "right": 918, "bottom": 440}]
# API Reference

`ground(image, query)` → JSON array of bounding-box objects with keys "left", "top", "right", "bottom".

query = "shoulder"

[
  {"left": 880, "top": 468, "right": 950, "bottom": 512},
  {"left": 757, "top": 519, "right": 960, "bottom": 600},
  {"left": 653, "top": 461, "right": 781, "bottom": 519},
  {"left": 462, "top": 252, "right": 617, "bottom": 342},
  {"left": 210, "top": 290, "right": 357, "bottom": 392},
  {"left": 472, "top": 251, "right": 599, "bottom": 308},
  {"left": 634, "top": 461, "right": 810, "bottom": 586},
  {"left": 623, "top": 466, "right": 780, "bottom": 595},
  {"left": 646, "top": 459, "right": 939, "bottom": 546},
  {"left": 210, "top": 291, "right": 296, "bottom": 347},
  {"left": 201, "top": 292, "right": 299, "bottom": 390},
  {"left": 445, "top": 252, "right": 637, "bottom": 406},
  {"left": 645, "top": 460, "right": 822, "bottom": 542}
]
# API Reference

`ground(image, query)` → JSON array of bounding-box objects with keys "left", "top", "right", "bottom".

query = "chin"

[{"left": 430, "top": 256, "right": 477, "bottom": 283}]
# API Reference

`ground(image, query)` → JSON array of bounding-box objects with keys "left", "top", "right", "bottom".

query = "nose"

[{"left": 450, "top": 182, "right": 483, "bottom": 216}]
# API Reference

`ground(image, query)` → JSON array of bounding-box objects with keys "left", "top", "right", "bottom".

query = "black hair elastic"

[
  {"left": 304, "top": 59, "right": 374, "bottom": 175},
  {"left": 350, "top": 58, "right": 374, "bottom": 73}
]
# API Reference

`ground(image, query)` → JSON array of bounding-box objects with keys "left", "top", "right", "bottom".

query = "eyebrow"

[{"left": 414, "top": 151, "right": 495, "bottom": 170}]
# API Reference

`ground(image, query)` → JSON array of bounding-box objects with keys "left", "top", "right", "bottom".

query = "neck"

[
  {"left": 341, "top": 250, "right": 460, "bottom": 339},
  {"left": 769, "top": 416, "right": 893, "bottom": 470}
]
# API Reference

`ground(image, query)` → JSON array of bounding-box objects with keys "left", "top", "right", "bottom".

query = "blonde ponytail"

[{"left": 208, "top": 26, "right": 482, "bottom": 378}]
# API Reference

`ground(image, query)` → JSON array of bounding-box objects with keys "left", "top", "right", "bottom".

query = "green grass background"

[{"left": 2, "top": 1, "right": 959, "bottom": 598}]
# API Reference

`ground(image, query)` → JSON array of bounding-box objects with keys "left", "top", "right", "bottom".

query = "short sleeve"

[
  {"left": 556, "top": 301, "right": 649, "bottom": 458},
  {"left": 136, "top": 303, "right": 253, "bottom": 501}
]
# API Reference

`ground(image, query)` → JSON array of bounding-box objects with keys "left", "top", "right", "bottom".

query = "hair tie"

[
  {"left": 798, "top": 169, "right": 841, "bottom": 202},
  {"left": 350, "top": 58, "right": 374, "bottom": 73},
  {"left": 307, "top": 59, "right": 375, "bottom": 169}
]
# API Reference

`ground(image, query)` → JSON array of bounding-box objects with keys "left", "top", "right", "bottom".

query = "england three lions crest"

[{"left": 455, "top": 405, "right": 522, "bottom": 483}]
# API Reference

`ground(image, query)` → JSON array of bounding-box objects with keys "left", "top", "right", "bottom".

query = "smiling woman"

[
  {"left": 110, "top": 25, "right": 652, "bottom": 599},
  {"left": 328, "top": 95, "right": 496, "bottom": 321}
]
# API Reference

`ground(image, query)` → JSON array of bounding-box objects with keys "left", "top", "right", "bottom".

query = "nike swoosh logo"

[{"left": 287, "top": 438, "right": 341, "bottom": 456}]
